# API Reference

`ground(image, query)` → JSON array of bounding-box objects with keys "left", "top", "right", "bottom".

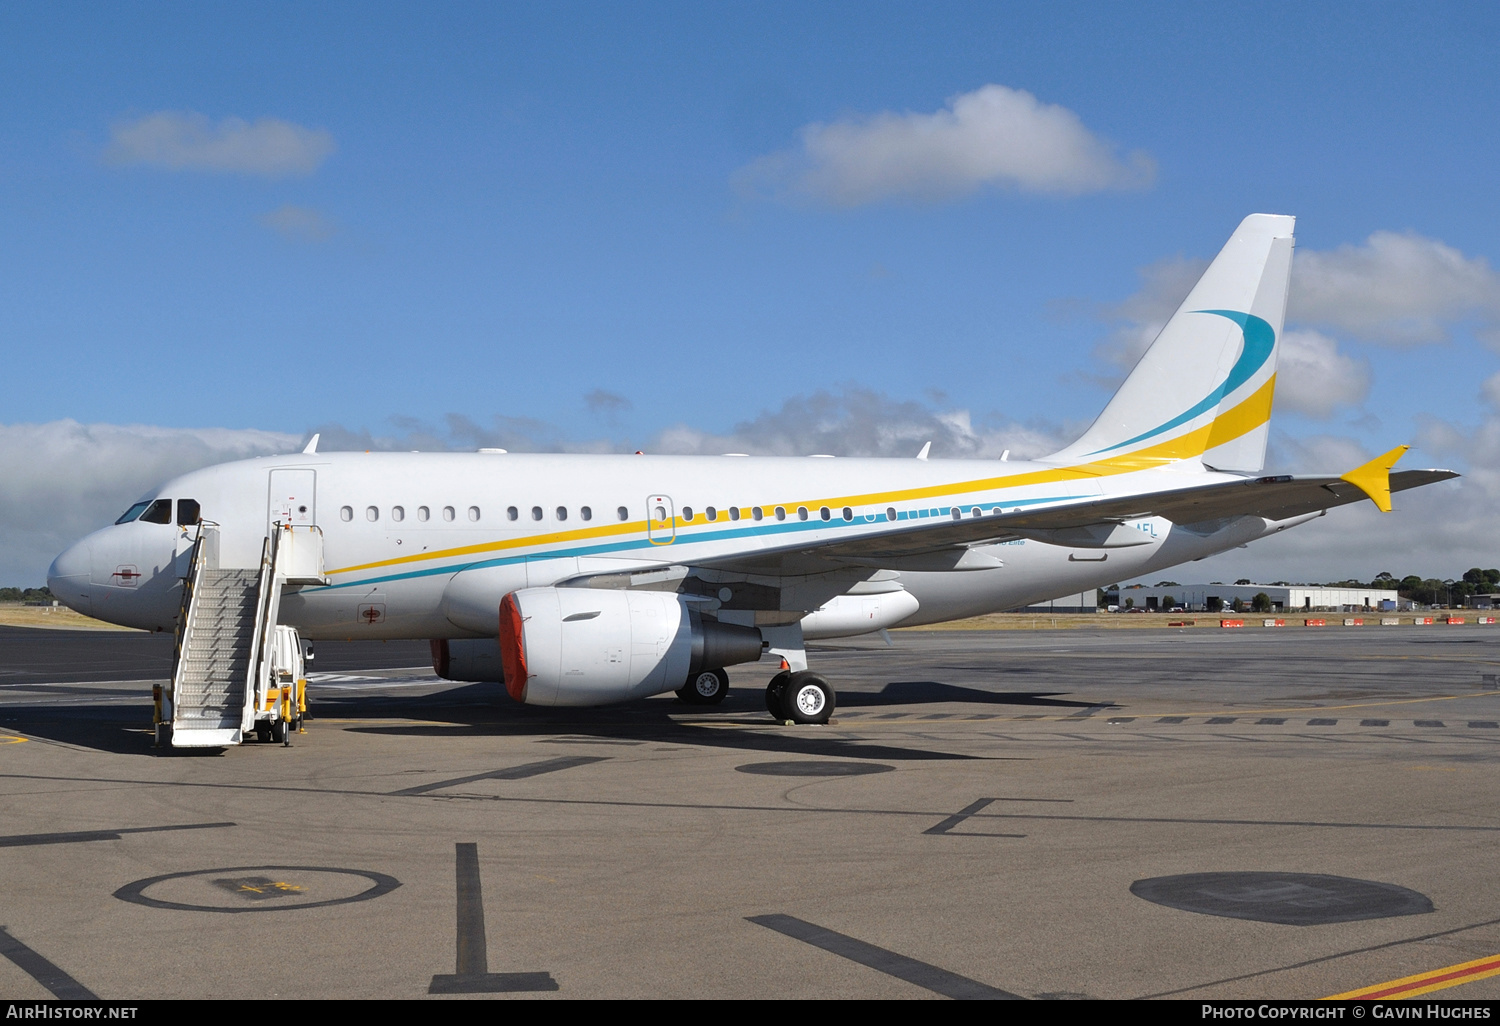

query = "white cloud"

[
  {"left": 1483, "top": 371, "right": 1500, "bottom": 411},
  {"left": 106, "top": 111, "right": 335, "bottom": 177},
  {"left": 1290, "top": 231, "right": 1500, "bottom": 346},
  {"left": 648, "top": 388, "right": 1066, "bottom": 460},
  {"left": 1274, "top": 330, "right": 1371, "bottom": 417},
  {"left": 259, "top": 204, "right": 336, "bottom": 242},
  {"left": 0, "top": 421, "right": 299, "bottom": 586},
  {"left": 736, "top": 84, "right": 1154, "bottom": 206}
]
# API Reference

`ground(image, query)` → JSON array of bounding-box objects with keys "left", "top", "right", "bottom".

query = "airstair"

[{"left": 158, "top": 521, "right": 325, "bottom": 748}]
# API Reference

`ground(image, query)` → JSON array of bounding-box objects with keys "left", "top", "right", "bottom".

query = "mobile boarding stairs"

[{"left": 158, "top": 522, "right": 325, "bottom": 748}]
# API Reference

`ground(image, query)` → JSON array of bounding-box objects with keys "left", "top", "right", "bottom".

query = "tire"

[
  {"left": 765, "top": 670, "right": 792, "bottom": 720},
  {"left": 677, "top": 667, "right": 730, "bottom": 705},
  {"left": 255, "top": 722, "right": 273, "bottom": 743},
  {"left": 784, "top": 671, "right": 835, "bottom": 725}
]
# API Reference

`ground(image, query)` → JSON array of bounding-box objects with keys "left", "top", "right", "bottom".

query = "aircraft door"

[
  {"left": 647, "top": 495, "right": 675, "bottom": 545},
  {"left": 269, "top": 469, "right": 317, "bottom": 530}
]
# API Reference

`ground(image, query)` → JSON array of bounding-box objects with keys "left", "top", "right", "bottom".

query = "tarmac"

[{"left": 1, "top": 622, "right": 1498, "bottom": 1000}]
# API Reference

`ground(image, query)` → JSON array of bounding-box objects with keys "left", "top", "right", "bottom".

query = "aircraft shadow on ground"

[
  {"left": 0, "top": 700, "right": 176, "bottom": 757},
  {"left": 2, "top": 677, "right": 1081, "bottom": 760},
  {"left": 836, "top": 681, "right": 1100, "bottom": 710}
]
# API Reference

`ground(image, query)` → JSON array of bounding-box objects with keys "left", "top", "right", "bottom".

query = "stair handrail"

[
  {"left": 162, "top": 521, "right": 217, "bottom": 744},
  {"left": 240, "top": 528, "right": 282, "bottom": 734}
]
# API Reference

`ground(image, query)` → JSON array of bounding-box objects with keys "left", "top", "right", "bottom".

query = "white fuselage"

[{"left": 47, "top": 450, "right": 1298, "bottom": 638}]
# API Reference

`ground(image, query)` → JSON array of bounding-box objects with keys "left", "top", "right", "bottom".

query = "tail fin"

[{"left": 1050, "top": 213, "right": 1295, "bottom": 472}]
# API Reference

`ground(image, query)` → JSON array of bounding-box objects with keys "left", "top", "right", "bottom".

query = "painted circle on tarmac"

[
  {"left": 1130, "top": 872, "right": 1433, "bottom": 926},
  {"left": 114, "top": 865, "right": 401, "bottom": 914},
  {"left": 735, "top": 760, "right": 893, "bottom": 777}
]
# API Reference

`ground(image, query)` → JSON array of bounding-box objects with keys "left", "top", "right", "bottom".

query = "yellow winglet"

[{"left": 1340, "top": 444, "right": 1409, "bottom": 512}]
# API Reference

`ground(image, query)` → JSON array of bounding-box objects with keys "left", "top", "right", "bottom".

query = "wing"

[{"left": 695, "top": 467, "right": 1458, "bottom": 575}]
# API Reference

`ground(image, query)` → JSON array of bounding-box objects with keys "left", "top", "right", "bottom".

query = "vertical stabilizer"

[{"left": 1050, "top": 213, "right": 1295, "bottom": 472}]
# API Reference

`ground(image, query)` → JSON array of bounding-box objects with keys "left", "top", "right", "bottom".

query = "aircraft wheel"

[
  {"left": 785, "top": 671, "right": 835, "bottom": 725},
  {"left": 765, "top": 670, "right": 792, "bottom": 720},
  {"left": 677, "top": 668, "right": 730, "bottom": 705}
]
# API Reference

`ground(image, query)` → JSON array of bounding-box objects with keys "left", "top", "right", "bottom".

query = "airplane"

[{"left": 47, "top": 213, "right": 1456, "bottom": 733}]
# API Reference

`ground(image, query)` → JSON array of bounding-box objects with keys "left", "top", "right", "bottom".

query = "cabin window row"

[
  {"left": 679, "top": 504, "right": 859, "bottom": 523},
  {"left": 338, "top": 505, "right": 633, "bottom": 524},
  {"left": 675, "top": 504, "right": 1003, "bottom": 524}
]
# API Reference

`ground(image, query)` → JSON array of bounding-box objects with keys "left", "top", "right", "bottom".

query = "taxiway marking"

[{"left": 1327, "top": 952, "right": 1500, "bottom": 999}]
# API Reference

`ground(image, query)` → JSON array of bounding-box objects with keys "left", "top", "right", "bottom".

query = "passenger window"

[
  {"left": 507, "top": 506, "right": 518, "bottom": 521},
  {"left": 140, "top": 499, "right": 172, "bottom": 524},
  {"left": 842, "top": 507, "right": 853, "bottom": 521},
  {"left": 683, "top": 507, "right": 694, "bottom": 521},
  {"left": 468, "top": 506, "right": 480, "bottom": 522},
  {"left": 797, "top": 506, "right": 809, "bottom": 521},
  {"left": 115, "top": 501, "right": 152, "bottom": 525},
  {"left": 392, "top": 506, "right": 405, "bottom": 522},
  {"left": 556, "top": 506, "right": 567, "bottom": 521},
  {"left": 176, "top": 499, "right": 201, "bottom": 526},
  {"left": 774, "top": 506, "right": 786, "bottom": 522},
  {"left": 886, "top": 507, "right": 896, "bottom": 521},
  {"left": 443, "top": 506, "right": 455, "bottom": 522},
  {"left": 728, "top": 507, "right": 740, "bottom": 521},
  {"left": 617, "top": 506, "right": 629, "bottom": 521},
  {"left": 752, "top": 507, "right": 763, "bottom": 522},
  {"left": 531, "top": 506, "right": 543, "bottom": 521},
  {"left": 366, "top": 506, "right": 379, "bottom": 522},
  {"left": 417, "top": 506, "right": 430, "bottom": 522},
  {"left": 341, "top": 506, "right": 353, "bottom": 522},
  {"left": 581, "top": 506, "right": 592, "bottom": 521},
  {"left": 819, "top": 507, "right": 830, "bottom": 521}
]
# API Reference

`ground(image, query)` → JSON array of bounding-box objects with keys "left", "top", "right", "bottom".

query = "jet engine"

[{"left": 434, "top": 588, "right": 764, "bottom": 706}]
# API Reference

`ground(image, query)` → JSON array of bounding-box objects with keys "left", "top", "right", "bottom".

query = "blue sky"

[{"left": 3, "top": 2, "right": 1498, "bottom": 584}]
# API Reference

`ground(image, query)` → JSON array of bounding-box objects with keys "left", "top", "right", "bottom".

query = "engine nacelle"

[
  {"left": 496, "top": 588, "right": 764, "bottom": 706},
  {"left": 800, "top": 589, "right": 920, "bottom": 640}
]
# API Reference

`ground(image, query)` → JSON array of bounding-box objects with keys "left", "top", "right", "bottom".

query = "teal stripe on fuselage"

[{"left": 315, "top": 491, "right": 1092, "bottom": 591}]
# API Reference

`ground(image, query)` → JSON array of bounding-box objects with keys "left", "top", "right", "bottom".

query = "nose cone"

[{"left": 47, "top": 540, "right": 93, "bottom": 615}]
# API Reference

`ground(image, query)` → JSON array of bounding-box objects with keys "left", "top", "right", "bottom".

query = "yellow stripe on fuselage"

[{"left": 326, "top": 379, "right": 1276, "bottom": 578}]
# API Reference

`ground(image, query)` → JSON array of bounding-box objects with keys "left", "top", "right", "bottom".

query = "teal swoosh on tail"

[{"left": 1086, "top": 310, "right": 1275, "bottom": 456}]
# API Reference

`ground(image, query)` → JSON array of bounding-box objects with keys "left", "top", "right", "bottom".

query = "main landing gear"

[
  {"left": 676, "top": 667, "right": 730, "bottom": 705},
  {"left": 765, "top": 669, "right": 836, "bottom": 725}
]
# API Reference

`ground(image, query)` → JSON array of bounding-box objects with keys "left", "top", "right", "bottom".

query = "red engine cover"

[{"left": 498, "top": 592, "right": 528, "bottom": 702}]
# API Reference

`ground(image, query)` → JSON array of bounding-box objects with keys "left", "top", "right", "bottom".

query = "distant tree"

[
  {"left": 1230, "top": 598, "right": 1245, "bottom": 613},
  {"left": 1235, "top": 578, "right": 1252, "bottom": 585},
  {"left": 1154, "top": 581, "right": 1180, "bottom": 587},
  {"left": 1206, "top": 596, "right": 1224, "bottom": 613},
  {"left": 1252, "top": 593, "right": 1272, "bottom": 612},
  {"left": 1124, "top": 598, "right": 1135, "bottom": 609},
  {"left": 1162, "top": 595, "right": 1176, "bottom": 609}
]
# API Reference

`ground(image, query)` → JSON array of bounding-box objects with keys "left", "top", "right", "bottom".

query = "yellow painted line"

[
  {"left": 1327, "top": 952, "right": 1500, "bottom": 999},
  {"left": 0, "top": 735, "right": 27, "bottom": 745},
  {"left": 324, "top": 384, "right": 1278, "bottom": 579}
]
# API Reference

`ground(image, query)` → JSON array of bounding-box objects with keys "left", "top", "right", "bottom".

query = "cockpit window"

[
  {"left": 176, "top": 499, "right": 201, "bottom": 526},
  {"left": 139, "top": 499, "right": 172, "bottom": 524},
  {"left": 115, "top": 501, "right": 152, "bottom": 525}
]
